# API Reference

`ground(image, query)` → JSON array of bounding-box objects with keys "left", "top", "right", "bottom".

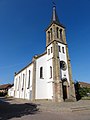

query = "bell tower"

[
  {"left": 46, "top": 5, "right": 66, "bottom": 47},
  {"left": 46, "top": 5, "right": 76, "bottom": 102}
]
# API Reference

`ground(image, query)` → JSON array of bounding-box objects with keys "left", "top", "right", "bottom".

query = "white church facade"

[{"left": 8, "top": 6, "right": 76, "bottom": 102}]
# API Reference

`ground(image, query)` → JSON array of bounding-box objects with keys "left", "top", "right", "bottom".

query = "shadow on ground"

[{"left": 0, "top": 99, "right": 39, "bottom": 120}]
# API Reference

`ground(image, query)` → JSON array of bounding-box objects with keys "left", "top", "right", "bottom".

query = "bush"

[
  {"left": 0, "top": 92, "right": 7, "bottom": 97},
  {"left": 79, "top": 87, "right": 90, "bottom": 97},
  {"left": 75, "top": 81, "right": 90, "bottom": 100}
]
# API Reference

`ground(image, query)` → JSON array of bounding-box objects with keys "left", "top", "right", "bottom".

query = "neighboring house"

[
  {"left": 9, "top": 5, "right": 76, "bottom": 102},
  {"left": 0, "top": 84, "right": 13, "bottom": 95},
  {"left": 79, "top": 82, "right": 90, "bottom": 88},
  {"left": 8, "top": 86, "right": 14, "bottom": 97}
]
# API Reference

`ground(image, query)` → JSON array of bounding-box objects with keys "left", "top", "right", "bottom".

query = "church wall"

[
  {"left": 36, "top": 51, "right": 53, "bottom": 100},
  {"left": 36, "top": 54, "right": 48, "bottom": 99},
  {"left": 14, "top": 63, "right": 33, "bottom": 100}
]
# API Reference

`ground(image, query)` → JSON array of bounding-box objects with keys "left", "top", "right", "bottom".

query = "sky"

[{"left": 0, "top": 0, "right": 90, "bottom": 85}]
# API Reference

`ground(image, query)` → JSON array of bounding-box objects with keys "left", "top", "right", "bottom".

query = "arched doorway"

[{"left": 62, "top": 78, "right": 68, "bottom": 101}]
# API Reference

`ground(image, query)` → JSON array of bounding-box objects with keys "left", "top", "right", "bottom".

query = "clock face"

[{"left": 60, "top": 61, "right": 67, "bottom": 71}]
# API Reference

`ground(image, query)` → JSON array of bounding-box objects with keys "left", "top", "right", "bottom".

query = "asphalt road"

[
  {"left": 0, "top": 98, "right": 39, "bottom": 120},
  {"left": 0, "top": 98, "right": 90, "bottom": 120},
  {"left": 11, "top": 111, "right": 90, "bottom": 120}
]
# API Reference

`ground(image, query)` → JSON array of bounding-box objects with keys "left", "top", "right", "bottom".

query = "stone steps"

[{"left": 71, "top": 106, "right": 90, "bottom": 112}]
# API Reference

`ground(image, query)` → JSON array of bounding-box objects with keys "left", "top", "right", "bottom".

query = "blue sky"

[{"left": 0, "top": 0, "right": 90, "bottom": 84}]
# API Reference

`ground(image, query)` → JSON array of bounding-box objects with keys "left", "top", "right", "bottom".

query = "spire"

[
  {"left": 46, "top": 4, "right": 65, "bottom": 31},
  {"left": 51, "top": 4, "right": 60, "bottom": 24}
]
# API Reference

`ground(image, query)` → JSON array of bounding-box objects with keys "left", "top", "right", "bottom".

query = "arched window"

[
  {"left": 60, "top": 29, "right": 62, "bottom": 40},
  {"left": 62, "top": 47, "right": 65, "bottom": 53},
  {"left": 50, "top": 28, "right": 52, "bottom": 40},
  {"left": 51, "top": 47, "right": 52, "bottom": 53},
  {"left": 17, "top": 76, "right": 20, "bottom": 91},
  {"left": 15, "top": 78, "right": 17, "bottom": 90},
  {"left": 56, "top": 27, "right": 59, "bottom": 38},
  {"left": 58, "top": 46, "right": 61, "bottom": 52},
  {"left": 22, "top": 74, "right": 25, "bottom": 90},
  {"left": 50, "top": 66, "right": 52, "bottom": 78},
  {"left": 48, "top": 49, "right": 50, "bottom": 55},
  {"left": 48, "top": 31, "right": 50, "bottom": 43},
  {"left": 27, "top": 70, "right": 31, "bottom": 89},
  {"left": 40, "top": 67, "right": 43, "bottom": 78}
]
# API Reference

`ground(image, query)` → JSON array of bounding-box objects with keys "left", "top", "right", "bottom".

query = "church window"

[
  {"left": 22, "top": 74, "right": 25, "bottom": 90},
  {"left": 58, "top": 46, "right": 61, "bottom": 52},
  {"left": 48, "top": 49, "right": 50, "bottom": 55},
  {"left": 56, "top": 27, "right": 59, "bottom": 38},
  {"left": 48, "top": 31, "right": 50, "bottom": 43},
  {"left": 62, "top": 47, "right": 65, "bottom": 53},
  {"left": 51, "top": 47, "right": 52, "bottom": 53},
  {"left": 15, "top": 78, "right": 17, "bottom": 90},
  {"left": 50, "top": 28, "right": 52, "bottom": 40},
  {"left": 17, "top": 76, "right": 20, "bottom": 91},
  {"left": 60, "top": 29, "right": 62, "bottom": 40},
  {"left": 27, "top": 70, "right": 31, "bottom": 89},
  {"left": 40, "top": 67, "right": 43, "bottom": 79},
  {"left": 50, "top": 66, "right": 52, "bottom": 78}
]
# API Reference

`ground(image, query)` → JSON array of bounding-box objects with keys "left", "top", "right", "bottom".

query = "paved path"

[
  {"left": 11, "top": 111, "right": 90, "bottom": 120},
  {"left": 0, "top": 97, "right": 90, "bottom": 120}
]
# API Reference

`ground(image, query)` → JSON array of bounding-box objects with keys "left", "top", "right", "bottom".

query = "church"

[{"left": 8, "top": 5, "right": 76, "bottom": 102}]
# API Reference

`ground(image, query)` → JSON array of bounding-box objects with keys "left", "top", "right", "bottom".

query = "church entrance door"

[{"left": 63, "top": 85, "right": 67, "bottom": 101}]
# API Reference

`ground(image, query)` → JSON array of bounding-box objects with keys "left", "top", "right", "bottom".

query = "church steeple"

[
  {"left": 51, "top": 5, "right": 60, "bottom": 25},
  {"left": 46, "top": 5, "right": 66, "bottom": 47}
]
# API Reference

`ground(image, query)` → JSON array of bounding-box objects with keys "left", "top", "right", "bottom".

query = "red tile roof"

[
  {"left": 79, "top": 82, "right": 90, "bottom": 88},
  {"left": 0, "top": 84, "right": 13, "bottom": 90}
]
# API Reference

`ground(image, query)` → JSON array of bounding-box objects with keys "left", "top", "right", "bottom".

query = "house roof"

[
  {"left": 79, "top": 82, "right": 90, "bottom": 88},
  {"left": 0, "top": 84, "right": 13, "bottom": 90}
]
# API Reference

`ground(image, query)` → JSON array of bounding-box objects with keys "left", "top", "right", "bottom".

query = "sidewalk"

[{"left": 34, "top": 100, "right": 90, "bottom": 112}]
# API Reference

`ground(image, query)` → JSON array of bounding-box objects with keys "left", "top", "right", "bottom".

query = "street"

[{"left": 0, "top": 98, "right": 90, "bottom": 120}]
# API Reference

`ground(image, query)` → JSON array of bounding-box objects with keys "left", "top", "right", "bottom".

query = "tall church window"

[
  {"left": 40, "top": 67, "right": 43, "bottom": 79},
  {"left": 48, "top": 31, "right": 50, "bottom": 43},
  {"left": 22, "top": 74, "right": 25, "bottom": 90},
  {"left": 50, "top": 28, "right": 52, "bottom": 40},
  {"left": 50, "top": 66, "right": 52, "bottom": 78},
  {"left": 51, "top": 47, "right": 52, "bottom": 53},
  {"left": 58, "top": 46, "right": 61, "bottom": 52},
  {"left": 62, "top": 47, "right": 65, "bottom": 53},
  {"left": 17, "top": 76, "right": 20, "bottom": 91},
  {"left": 56, "top": 27, "right": 59, "bottom": 38},
  {"left": 27, "top": 70, "right": 31, "bottom": 89},
  {"left": 19, "top": 76, "right": 21, "bottom": 89},
  {"left": 15, "top": 78, "right": 17, "bottom": 90},
  {"left": 60, "top": 29, "right": 62, "bottom": 40},
  {"left": 48, "top": 49, "right": 50, "bottom": 55}
]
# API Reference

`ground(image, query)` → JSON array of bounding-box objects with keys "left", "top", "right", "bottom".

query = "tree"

[{"left": 75, "top": 81, "right": 90, "bottom": 100}]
